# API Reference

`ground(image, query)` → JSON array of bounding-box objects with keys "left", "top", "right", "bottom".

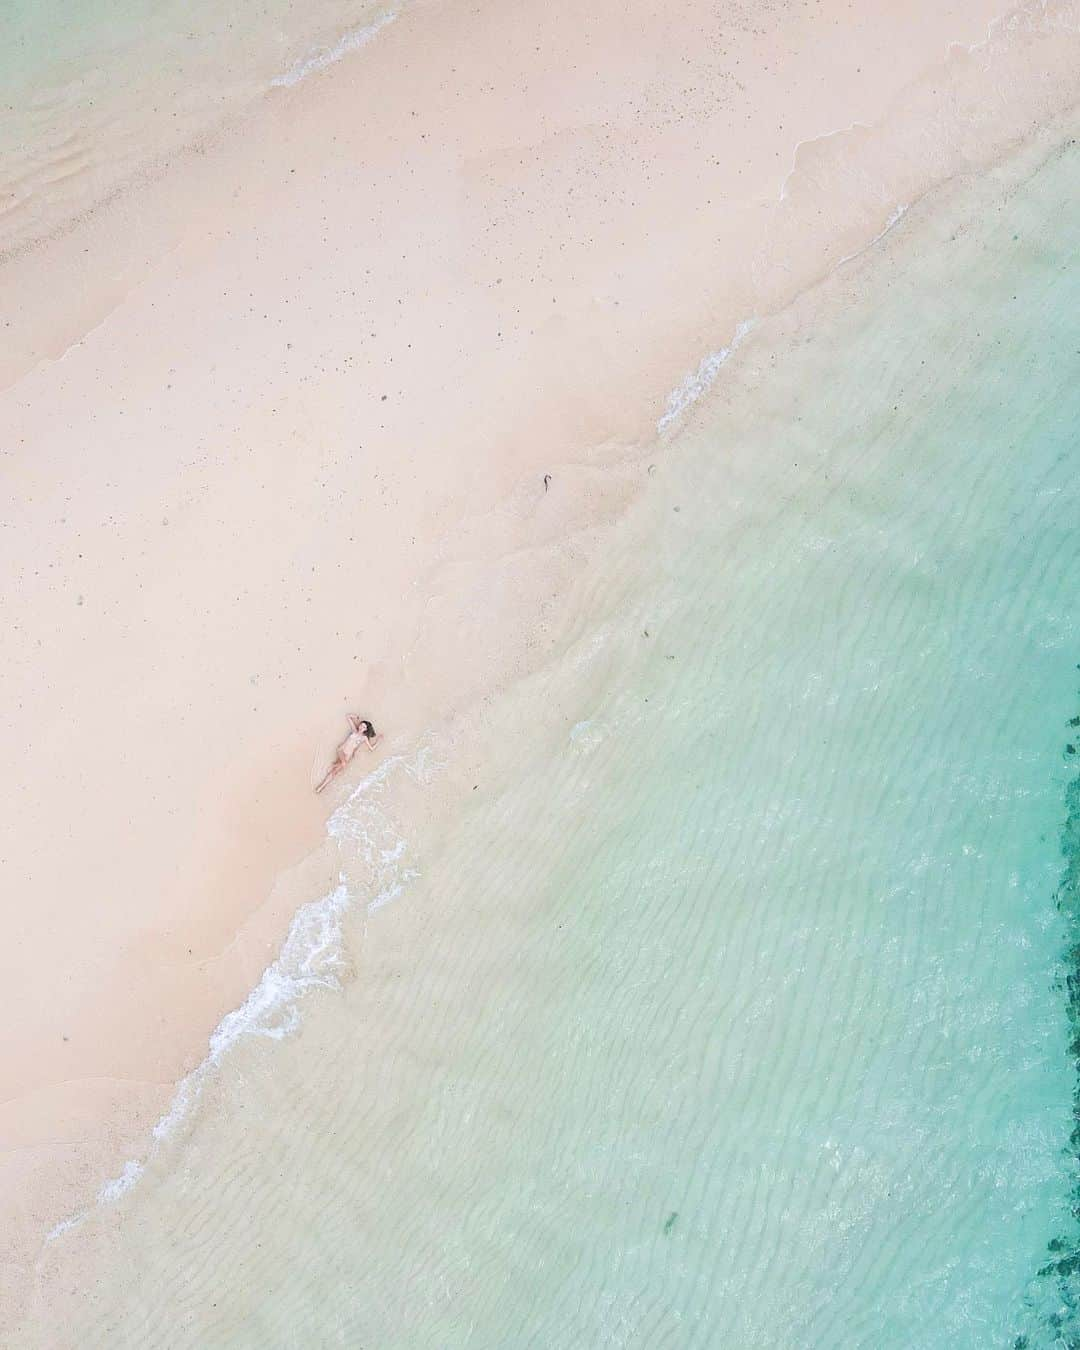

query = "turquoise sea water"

[{"left": 25, "top": 136, "right": 1080, "bottom": 1345}]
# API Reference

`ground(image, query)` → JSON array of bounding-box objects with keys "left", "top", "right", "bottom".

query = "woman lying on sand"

[{"left": 315, "top": 715, "right": 380, "bottom": 793}]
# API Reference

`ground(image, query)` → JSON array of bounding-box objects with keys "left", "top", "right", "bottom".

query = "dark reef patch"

[{"left": 1017, "top": 693, "right": 1080, "bottom": 1346}]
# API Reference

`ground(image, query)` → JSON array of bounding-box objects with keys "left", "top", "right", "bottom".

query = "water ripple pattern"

[{"left": 26, "top": 137, "right": 1080, "bottom": 1348}]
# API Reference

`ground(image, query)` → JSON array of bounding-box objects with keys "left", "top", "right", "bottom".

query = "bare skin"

[{"left": 315, "top": 715, "right": 380, "bottom": 793}]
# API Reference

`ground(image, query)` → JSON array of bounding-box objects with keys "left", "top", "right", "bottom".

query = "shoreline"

[
  {"left": 2, "top": 0, "right": 1080, "bottom": 1313},
  {"left": 21, "top": 116, "right": 1080, "bottom": 1345}
]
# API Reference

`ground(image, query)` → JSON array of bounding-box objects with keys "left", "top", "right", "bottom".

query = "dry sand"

[{"left": 2, "top": 0, "right": 1078, "bottom": 1293}]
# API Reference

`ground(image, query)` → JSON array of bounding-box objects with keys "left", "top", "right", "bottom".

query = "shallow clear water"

[
  {"left": 0, "top": 0, "right": 395, "bottom": 254},
  {"left": 29, "top": 137, "right": 1080, "bottom": 1346}
]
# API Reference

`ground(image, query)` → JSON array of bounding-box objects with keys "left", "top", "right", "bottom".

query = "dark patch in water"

[
  {"left": 663, "top": 1211, "right": 678, "bottom": 1236},
  {"left": 1017, "top": 695, "right": 1080, "bottom": 1344}
]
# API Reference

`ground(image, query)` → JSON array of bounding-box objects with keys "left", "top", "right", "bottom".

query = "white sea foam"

[
  {"left": 272, "top": 11, "right": 398, "bottom": 88},
  {"left": 149, "top": 877, "right": 357, "bottom": 1150},
  {"left": 657, "top": 320, "right": 755, "bottom": 435},
  {"left": 569, "top": 718, "right": 606, "bottom": 753},
  {"left": 43, "top": 1215, "right": 83, "bottom": 1244},
  {"left": 45, "top": 747, "right": 426, "bottom": 1246},
  {"left": 837, "top": 202, "right": 909, "bottom": 267},
  {"left": 98, "top": 1160, "right": 144, "bottom": 1205},
  {"left": 657, "top": 196, "right": 908, "bottom": 439}
]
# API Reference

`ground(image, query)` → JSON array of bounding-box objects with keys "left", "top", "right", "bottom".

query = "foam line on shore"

[
  {"left": 272, "top": 11, "right": 398, "bottom": 88},
  {"left": 43, "top": 750, "right": 423, "bottom": 1247},
  {"left": 657, "top": 320, "right": 755, "bottom": 435},
  {"left": 837, "top": 202, "right": 909, "bottom": 266}
]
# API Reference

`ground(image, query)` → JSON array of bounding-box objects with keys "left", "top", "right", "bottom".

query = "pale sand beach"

[{"left": 2, "top": 0, "right": 1080, "bottom": 1325}]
